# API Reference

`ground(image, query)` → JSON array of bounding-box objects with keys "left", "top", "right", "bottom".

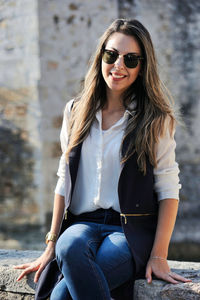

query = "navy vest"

[{"left": 67, "top": 132, "right": 158, "bottom": 276}]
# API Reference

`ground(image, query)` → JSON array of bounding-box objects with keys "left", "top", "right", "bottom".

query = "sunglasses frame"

[{"left": 102, "top": 49, "right": 144, "bottom": 69}]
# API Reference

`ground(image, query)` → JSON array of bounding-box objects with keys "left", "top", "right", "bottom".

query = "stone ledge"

[
  {"left": 0, "top": 250, "right": 39, "bottom": 300},
  {"left": 0, "top": 250, "right": 200, "bottom": 300}
]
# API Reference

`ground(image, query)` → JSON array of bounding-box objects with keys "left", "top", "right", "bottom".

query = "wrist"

[
  {"left": 150, "top": 247, "right": 168, "bottom": 260},
  {"left": 150, "top": 246, "right": 168, "bottom": 259},
  {"left": 46, "top": 240, "right": 56, "bottom": 248},
  {"left": 45, "top": 245, "right": 55, "bottom": 260},
  {"left": 149, "top": 255, "right": 167, "bottom": 261},
  {"left": 46, "top": 241, "right": 56, "bottom": 254},
  {"left": 45, "top": 231, "right": 57, "bottom": 245}
]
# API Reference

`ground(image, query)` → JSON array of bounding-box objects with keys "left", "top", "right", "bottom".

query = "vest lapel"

[{"left": 68, "top": 142, "right": 83, "bottom": 196}]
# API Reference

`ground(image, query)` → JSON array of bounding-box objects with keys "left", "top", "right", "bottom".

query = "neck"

[{"left": 104, "top": 89, "right": 124, "bottom": 112}]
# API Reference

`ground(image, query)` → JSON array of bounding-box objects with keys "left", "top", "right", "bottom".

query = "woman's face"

[{"left": 101, "top": 32, "right": 142, "bottom": 97}]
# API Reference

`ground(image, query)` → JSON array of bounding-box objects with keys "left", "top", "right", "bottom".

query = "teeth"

[{"left": 112, "top": 74, "right": 125, "bottom": 78}]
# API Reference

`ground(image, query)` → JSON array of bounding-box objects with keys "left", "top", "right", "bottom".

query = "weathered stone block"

[
  {"left": 0, "top": 250, "right": 200, "bottom": 300},
  {"left": 0, "top": 291, "right": 34, "bottom": 300}
]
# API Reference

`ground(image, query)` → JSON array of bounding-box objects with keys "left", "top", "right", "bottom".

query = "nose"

[{"left": 114, "top": 54, "right": 124, "bottom": 69}]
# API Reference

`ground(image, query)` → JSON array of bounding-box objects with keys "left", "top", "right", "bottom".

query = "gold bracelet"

[
  {"left": 150, "top": 256, "right": 167, "bottom": 261},
  {"left": 45, "top": 232, "right": 57, "bottom": 244}
]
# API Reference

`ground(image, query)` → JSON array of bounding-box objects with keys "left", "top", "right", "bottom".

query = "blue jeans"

[{"left": 50, "top": 209, "right": 134, "bottom": 300}]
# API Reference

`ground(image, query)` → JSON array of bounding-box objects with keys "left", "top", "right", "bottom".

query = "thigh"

[
  {"left": 96, "top": 231, "right": 134, "bottom": 290},
  {"left": 56, "top": 222, "right": 101, "bottom": 261}
]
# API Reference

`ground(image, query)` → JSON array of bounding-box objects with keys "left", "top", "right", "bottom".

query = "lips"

[{"left": 110, "top": 72, "right": 126, "bottom": 80}]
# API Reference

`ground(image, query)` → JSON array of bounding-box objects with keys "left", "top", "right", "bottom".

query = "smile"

[{"left": 110, "top": 72, "right": 126, "bottom": 80}]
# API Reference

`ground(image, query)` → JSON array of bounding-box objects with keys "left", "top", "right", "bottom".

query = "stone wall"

[{"left": 0, "top": 0, "right": 43, "bottom": 228}]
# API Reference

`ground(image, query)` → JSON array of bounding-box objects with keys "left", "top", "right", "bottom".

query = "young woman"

[{"left": 15, "top": 19, "right": 191, "bottom": 300}]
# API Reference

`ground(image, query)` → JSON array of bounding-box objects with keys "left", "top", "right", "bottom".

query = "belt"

[
  {"left": 120, "top": 213, "right": 156, "bottom": 224},
  {"left": 65, "top": 208, "right": 156, "bottom": 224}
]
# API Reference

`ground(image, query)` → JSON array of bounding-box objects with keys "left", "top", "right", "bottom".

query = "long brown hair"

[{"left": 66, "top": 19, "right": 176, "bottom": 174}]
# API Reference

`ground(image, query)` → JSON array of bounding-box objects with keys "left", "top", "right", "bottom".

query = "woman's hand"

[
  {"left": 13, "top": 242, "right": 55, "bottom": 283},
  {"left": 145, "top": 257, "right": 192, "bottom": 284}
]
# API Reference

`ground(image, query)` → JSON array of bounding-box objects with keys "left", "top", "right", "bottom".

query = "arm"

[
  {"left": 145, "top": 198, "right": 191, "bottom": 284},
  {"left": 146, "top": 120, "right": 191, "bottom": 284},
  {"left": 14, "top": 193, "right": 65, "bottom": 283},
  {"left": 150, "top": 198, "right": 178, "bottom": 260},
  {"left": 49, "top": 193, "right": 65, "bottom": 237}
]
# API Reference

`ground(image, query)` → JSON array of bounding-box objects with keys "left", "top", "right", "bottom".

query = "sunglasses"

[{"left": 102, "top": 49, "right": 143, "bottom": 69}]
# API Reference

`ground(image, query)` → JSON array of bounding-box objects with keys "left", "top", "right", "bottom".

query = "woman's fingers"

[
  {"left": 145, "top": 264, "right": 152, "bottom": 283},
  {"left": 157, "top": 270, "right": 192, "bottom": 284},
  {"left": 168, "top": 271, "right": 192, "bottom": 283},
  {"left": 34, "top": 264, "right": 46, "bottom": 283},
  {"left": 34, "top": 270, "right": 40, "bottom": 283},
  {"left": 15, "top": 263, "right": 40, "bottom": 281},
  {"left": 13, "top": 263, "right": 31, "bottom": 270},
  {"left": 16, "top": 267, "right": 33, "bottom": 281},
  {"left": 34, "top": 264, "right": 44, "bottom": 283},
  {"left": 161, "top": 272, "right": 179, "bottom": 284}
]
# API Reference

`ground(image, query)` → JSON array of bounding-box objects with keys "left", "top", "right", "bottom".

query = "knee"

[{"left": 56, "top": 234, "right": 87, "bottom": 264}]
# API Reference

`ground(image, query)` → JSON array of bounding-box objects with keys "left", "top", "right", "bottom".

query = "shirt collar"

[{"left": 95, "top": 100, "right": 137, "bottom": 129}]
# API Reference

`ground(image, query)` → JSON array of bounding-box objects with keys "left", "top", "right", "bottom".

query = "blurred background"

[{"left": 0, "top": 0, "right": 199, "bottom": 261}]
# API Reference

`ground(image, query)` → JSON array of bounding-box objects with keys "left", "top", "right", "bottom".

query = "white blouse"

[{"left": 55, "top": 99, "right": 181, "bottom": 215}]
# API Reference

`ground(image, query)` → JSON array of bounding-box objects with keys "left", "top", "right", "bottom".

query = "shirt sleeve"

[
  {"left": 153, "top": 119, "right": 181, "bottom": 201},
  {"left": 54, "top": 99, "right": 74, "bottom": 196}
]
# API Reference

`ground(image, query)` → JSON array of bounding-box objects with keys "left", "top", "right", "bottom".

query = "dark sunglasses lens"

[
  {"left": 102, "top": 50, "right": 117, "bottom": 64},
  {"left": 124, "top": 54, "right": 139, "bottom": 68}
]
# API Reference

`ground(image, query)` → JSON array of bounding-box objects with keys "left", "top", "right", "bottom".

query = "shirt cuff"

[
  {"left": 54, "top": 178, "right": 65, "bottom": 196},
  {"left": 157, "top": 186, "right": 181, "bottom": 201}
]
